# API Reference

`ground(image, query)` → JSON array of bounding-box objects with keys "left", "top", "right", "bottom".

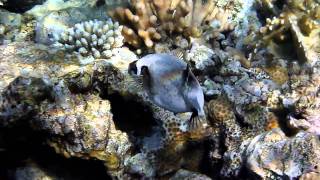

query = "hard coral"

[
  {"left": 53, "top": 19, "right": 124, "bottom": 60},
  {"left": 109, "top": 0, "right": 234, "bottom": 49}
]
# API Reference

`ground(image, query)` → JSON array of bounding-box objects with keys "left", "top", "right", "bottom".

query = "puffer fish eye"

[{"left": 128, "top": 60, "right": 138, "bottom": 75}]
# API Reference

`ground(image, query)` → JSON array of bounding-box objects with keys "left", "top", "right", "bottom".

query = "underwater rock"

[
  {"left": 0, "top": 9, "right": 22, "bottom": 27},
  {"left": 206, "top": 97, "right": 246, "bottom": 177},
  {"left": 52, "top": 19, "right": 124, "bottom": 62},
  {"left": 0, "top": 9, "right": 22, "bottom": 44},
  {"left": 124, "top": 153, "right": 155, "bottom": 177},
  {"left": 0, "top": 42, "right": 135, "bottom": 178},
  {"left": 0, "top": 10, "right": 37, "bottom": 44},
  {"left": 37, "top": 94, "right": 133, "bottom": 177},
  {"left": 0, "top": 41, "right": 212, "bottom": 178},
  {"left": 170, "top": 169, "right": 211, "bottom": 180},
  {"left": 289, "top": 14, "right": 320, "bottom": 66},
  {"left": 34, "top": 6, "right": 109, "bottom": 44},
  {"left": 27, "top": 0, "right": 100, "bottom": 19},
  {"left": 251, "top": 0, "right": 320, "bottom": 67},
  {"left": 243, "top": 128, "right": 320, "bottom": 179},
  {"left": 186, "top": 43, "right": 216, "bottom": 71},
  {"left": 300, "top": 172, "right": 320, "bottom": 180},
  {"left": 13, "top": 161, "right": 57, "bottom": 180},
  {"left": 0, "top": 76, "right": 52, "bottom": 127},
  {"left": 104, "top": 0, "right": 129, "bottom": 7}
]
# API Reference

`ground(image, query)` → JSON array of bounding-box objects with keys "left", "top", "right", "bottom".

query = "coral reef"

[
  {"left": 0, "top": 42, "right": 132, "bottom": 176},
  {"left": 1, "top": 0, "right": 320, "bottom": 179},
  {"left": 0, "top": 42, "right": 210, "bottom": 178},
  {"left": 52, "top": 19, "right": 124, "bottom": 62}
]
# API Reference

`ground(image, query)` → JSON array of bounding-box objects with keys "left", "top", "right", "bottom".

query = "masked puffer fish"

[{"left": 128, "top": 53, "right": 206, "bottom": 129}]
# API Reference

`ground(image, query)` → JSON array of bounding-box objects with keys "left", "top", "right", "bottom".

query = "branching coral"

[
  {"left": 53, "top": 18, "right": 124, "bottom": 60},
  {"left": 109, "top": 0, "right": 235, "bottom": 49},
  {"left": 251, "top": 0, "right": 320, "bottom": 64}
]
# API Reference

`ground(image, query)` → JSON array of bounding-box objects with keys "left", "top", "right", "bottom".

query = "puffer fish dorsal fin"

[
  {"left": 183, "top": 64, "right": 197, "bottom": 87},
  {"left": 183, "top": 64, "right": 191, "bottom": 85}
]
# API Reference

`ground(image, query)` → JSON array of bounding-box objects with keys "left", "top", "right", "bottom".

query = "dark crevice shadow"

[
  {"left": 0, "top": 120, "right": 112, "bottom": 180},
  {"left": 106, "top": 92, "right": 157, "bottom": 148},
  {"left": 2, "top": 0, "right": 46, "bottom": 13}
]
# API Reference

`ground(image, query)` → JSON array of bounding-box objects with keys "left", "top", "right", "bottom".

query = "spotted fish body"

[{"left": 129, "top": 53, "right": 205, "bottom": 126}]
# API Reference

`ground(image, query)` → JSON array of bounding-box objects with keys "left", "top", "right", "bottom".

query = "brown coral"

[
  {"left": 109, "top": 0, "right": 234, "bottom": 49},
  {"left": 207, "top": 96, "right": 235, "bottom": 123}
]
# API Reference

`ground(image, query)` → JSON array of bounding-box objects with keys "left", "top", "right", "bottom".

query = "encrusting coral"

[
  {"left": 53, "top": 18, "right": 124, "bottom": 60},
  {"left": 108, "top": 0, "right": 235, "bottom": 49}
]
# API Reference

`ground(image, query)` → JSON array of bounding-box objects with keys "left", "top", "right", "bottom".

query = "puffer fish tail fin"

[{"left": 188, "top": 110, "right": 207, "bottom": 131}]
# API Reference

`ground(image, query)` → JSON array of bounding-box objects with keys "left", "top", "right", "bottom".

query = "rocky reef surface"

[{"left": 0, "top": 0, "right": 319, "bottom": 179}]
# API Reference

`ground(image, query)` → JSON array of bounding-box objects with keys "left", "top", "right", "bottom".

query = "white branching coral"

[{"left": 53, "top": 18, "right": 124, "bottom": 59}]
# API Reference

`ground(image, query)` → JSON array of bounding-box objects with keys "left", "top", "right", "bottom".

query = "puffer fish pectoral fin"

[{"left": 141, "top": 65, "right": 152, "bottom": 90}]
